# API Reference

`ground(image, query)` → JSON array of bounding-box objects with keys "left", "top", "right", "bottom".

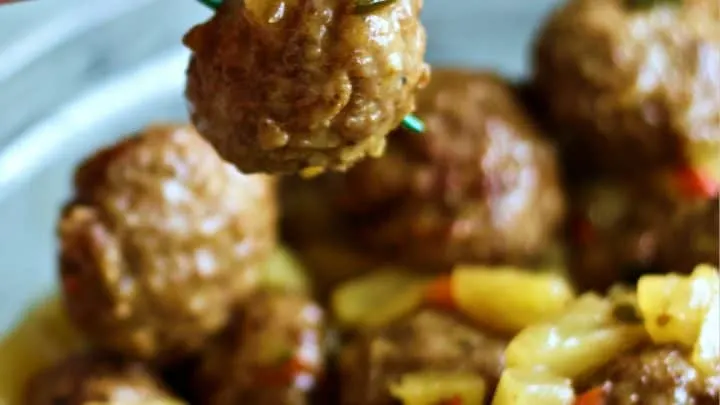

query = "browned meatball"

[
  {"left": 566, "top": 171, "right": 718, "bottom": 292},
  {"left": 533, "top": 0, "right": 720, "bottom": 178},
  {"left": 340, "top": 309, "right": 507, "bottom": 405},
  {"left": 195, "top": 290, "right": 325, "bottom": 405},
  {"left": 314, "top": 69, "right": 565, "bottom": 269},
  {"left": 24, "top": 353, "right": 179, "bottom": 405},
  {"left": 58, "top": 124, "right": 277, "bottom": 362},
  {"left": 577, "top": 345, "right": 720, "bottom": 405},
  {"left": 184, "top": 0, "right": 430, "bottom": 174},
  {"left": 279, "top": 176, "right": 387, "bottom": 300}
]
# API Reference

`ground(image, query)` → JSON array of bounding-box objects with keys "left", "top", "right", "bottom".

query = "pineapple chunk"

[
  {"left": 491, "top": 368, "right": 574, "bottom": 405},
  {"left": 505, "top": 294, "right": 646, "bottom": 379},
  {"left": 637, "top": 265, "right": 719, "bottom": 348},
  {"left": 389, "top": 371, "right": 486, "bottom": 405},
  {"left": 452, "top": 266, "right": 575, "bottom": 334}
]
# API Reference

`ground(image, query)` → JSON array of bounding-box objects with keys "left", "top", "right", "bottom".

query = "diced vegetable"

[
  {"left": 259, "top": 246, "right": 311, "bottom": 294},
  {"left": 452, "top": 266, "right": 575, "bottom": 334},
  {"left": 505, "top": 294, "right": 646, "bottom": 379},
  {"left": 675, "top": 167, "right": 718, "bottom": 198},
  {"left": 692, "top": 278, "right": 720, "bottom": 376},
  {"left": 425, "top": 275, "right": 455, "bottom": 309},
  {"left": 506, "top": 325, "right": 645, "bottom": 380},
  {"left": 554, "top": 294, "right": 614, "bottom": 330},
  {"left": 0, "top": 295, "right": 85, "bottom": 405},
  {"left": 332, "top": 268, "right": 429, "bottom": 329},
  {"left": 389, "top": 371, "right": 486, "bottom": 405},
  {"left": 637, "top": 265, "right": 719, "bottom": 348},
  {"left": 687, "top": 143, "right": 720, "bottom": 187},
  {"left": 299, "top": 166, "right": 325, "bottom": 179},
  {"left": 252, "top": 355, "right": 316, "bottom": 387},
  {"left": 491, "top": 368, "right": 574, "bottom": 405},
  {"left": 573, "top": 386, "right": 607, "bottom": 405},
  {"left": 553, "top": 294, "right": 611, "bottom": 330}
]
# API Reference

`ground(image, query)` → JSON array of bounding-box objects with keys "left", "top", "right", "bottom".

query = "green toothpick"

[
  {"left": 626, "top": 0, "right": 680, "bottom": 9},
  {"left": 354, "top": 0, "right": 397, "bottom": 14},
  {"left": 198, "top": 0, "right": 222, "bottom": 9},
  {"left": 401, "top": 114, "right": 425, "bottom": 133}
]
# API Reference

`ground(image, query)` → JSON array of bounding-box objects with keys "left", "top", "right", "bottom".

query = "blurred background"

[{"left": 0, "top": 0, "right": 560, "bottom": 330}]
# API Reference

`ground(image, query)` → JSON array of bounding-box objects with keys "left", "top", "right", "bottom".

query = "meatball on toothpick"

[
  {"left": 291, "top": 69, "right": 566, "bottom": 270},
  {"left": 533, "top": 0, "right": 720, "bottom": 178},
  {"left": 184, "top": 0, "right": 430, "bottom": 174},
  {"left": 58, "top": 124, "right": 277, "bottom": 362}
]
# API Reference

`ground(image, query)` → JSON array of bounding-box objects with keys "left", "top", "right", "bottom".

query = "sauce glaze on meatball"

[
  {"left": 279, "top": 176, "right": 388, "bottom": 300},
  {"left": 195, "top": 290, "right": 325, "bottom": 405},
  {"left": 24, "top": 353, "right": 179, "bottom": 405},
  {"left": 59, "top": 124, "right": 277, "bottom": 362},
  {"left": 319, "top": 69, "right": 566, "bottom": 269},
  {"left": 566, "top": 171, "right": 718, "bottom": 292},
  {"left": 533, "top": 0, "right": 720, "bottom": 178},
  {"left": 184, "top": 0, "right": 430, "bottom": 174}
]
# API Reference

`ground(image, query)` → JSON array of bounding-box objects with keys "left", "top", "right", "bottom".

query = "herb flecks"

[
  {"left": 354, "top": 0, "right": 397, "bottom": 15},
  {"left": 626, "top": 0, "right": 681, "bottom": 10}
]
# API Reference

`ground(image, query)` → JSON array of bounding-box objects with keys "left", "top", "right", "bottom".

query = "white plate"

[{"left": 0, "top": 0, "right": 561, "bottom": 331}]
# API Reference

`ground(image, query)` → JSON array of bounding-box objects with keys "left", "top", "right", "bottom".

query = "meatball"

[
  {"left": 184, "top": 0, "right": 430, "bottom": 174},
  {"left": 318, "top": 69, "right": 566, "bottom": 269},
  {"left": 567, "top": 171, "right": 718, "bottom": 292},
  {"left": 24, "top": 353, "right": 179, "bottom": 405},
  {"left": 195, "top": 291, "right": 325, "bottom": 405},
  {"left": 58, "top": 124, "right": 277, "bottom": 362},
  {"left": 533, "top": 0, "right": 720, "bottom": 178},
  {"left": 577, "top": 346, "right": 720, "bottom": 405},
  {"left": 340, "top": 309, "right": 507, "bottom": 405},
  {"left": 280, "top": 176, "right": 387, "bottom": 300}
]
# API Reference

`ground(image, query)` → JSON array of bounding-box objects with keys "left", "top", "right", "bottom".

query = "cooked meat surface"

[
  {"left": 24, "top": 353, "right": 178, "bottom": 405},
  {"left": 195, "top": 290, "right": 325, "bottom": 405},
  {"left": 279, "top": 176, "right": 387, "bottom": 300},
  {"left": 314, "top": 69, "right": 565, "bottom": 269},
  {"left": 184, "top": 0, "right": 430, "bottom": 174},
  {"left": 578, "top": 345, "right": 720, "bottom": 405},
  {"left": 58, "top": 123, "right": 277, "bottom": 362},
  {"left": 566, "top": 172, "right": 718, "bottom": 292},
  {"left": 533, "top": 0, "right": 720, "bottom": 178},
  {"left": 340, "top": 309, "right": 507, "bottom": 405}
]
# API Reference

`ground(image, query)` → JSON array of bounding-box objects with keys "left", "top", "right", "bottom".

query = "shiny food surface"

[
  {"left": 24, "top": 353, "right": 179, "bottom": 405},
  {"left": 286, "top": 69, "right": 565, "bottom": 270},
  {"left": 59, "top": 124, "right": 277, "bottom": 362},
  {"left": 184, "top": 0, "right": 429, "bottom": 173},
  {"left": 533, "top": 0, "right": 720, "bottom": 177},
  {"left": 0, "top": 0, "right": 718, "bottom": 404}
]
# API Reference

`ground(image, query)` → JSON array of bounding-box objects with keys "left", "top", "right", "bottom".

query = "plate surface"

[{"left": 0, "top": 0, "right": 561, "bottom": 330}]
